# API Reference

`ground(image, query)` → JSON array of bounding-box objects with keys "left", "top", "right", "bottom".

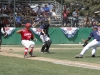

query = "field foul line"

[
  {"left": 0, "top": 52, "right": 100, "bottom": 70},
  {"left": 32, "top": 57, "right": 100, "bottom": 70},
  {"left": 53, "top": 61, "right": 100, "bottom": 70}
]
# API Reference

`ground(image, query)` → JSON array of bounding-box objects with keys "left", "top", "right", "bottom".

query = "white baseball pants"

[
  {"left": 21, "top": 40, "right": 35, "bottom": 48},
  {"left": 80, "top": 39, "right": 100, "bottom": 55}
]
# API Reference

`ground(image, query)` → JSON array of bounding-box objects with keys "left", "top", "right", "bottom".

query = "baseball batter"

[
  {"left": 75, "top": 26, "right": 100, "bottom": 58},
  {"left": 17, "top": 23, "right": 35, "bottom": 58}
]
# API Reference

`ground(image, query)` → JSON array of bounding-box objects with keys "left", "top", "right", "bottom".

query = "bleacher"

[{"left": 0, "top": 0, "right": 63, "bottom": 27}]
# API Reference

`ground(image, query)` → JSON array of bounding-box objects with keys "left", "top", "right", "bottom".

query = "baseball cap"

[{"left": 25, "top": 23, "right": 31, "bottom": 28}]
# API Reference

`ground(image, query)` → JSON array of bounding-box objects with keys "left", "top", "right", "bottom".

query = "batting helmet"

[{"left": 25, "top": 23, "right": 31, "bottom": 28}]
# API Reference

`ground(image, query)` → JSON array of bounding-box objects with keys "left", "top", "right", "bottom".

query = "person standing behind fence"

[
  {"left": 62, "top": 5, "right": 69, "bottom": 27},
  {"left": 48, "top": 2, "right": 53, "bottom": 16},
  {"left": 36, "top": 5, "right": 44, "bottom": 16},
  {"left": 84, "top": 15, "right": 91, "bottom": 27},
  {"left": 72, "top": 9, "right": 79, "bottom": 27}
]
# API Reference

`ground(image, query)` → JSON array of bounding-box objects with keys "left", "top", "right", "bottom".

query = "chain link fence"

[{"left": 0, "top": 0, "right": 99, "bottom": 27}]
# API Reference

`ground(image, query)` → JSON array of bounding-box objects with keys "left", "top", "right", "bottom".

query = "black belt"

[{"left": 96, "top": 40, "right": 100, "bottom": 41}]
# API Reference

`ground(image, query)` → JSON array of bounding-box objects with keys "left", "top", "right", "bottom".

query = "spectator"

[
  {"left": 4, "top": 5, "right": 11, "bottom": 15},
  {"left": 62, "top": 5, "right": 69, "bottom": 26},
  {"left": 10, "top": 3, "right": 14, "bottom": 9},
  {"left": 9, "top": 17, "right": 14, "bottom": 27},
  {"left": 72, "top": 9, "right": 79, "bottom": 27},
  {"left": 36, "top": 5, "right": 44, "bottom": 16},
  {"left": 43, "top": 4, "right": 50, "bottom": 13},
  {"left": 25, "top": 17, "right": 31, "bottom": 23},
  {"left": 15, "top": 12, "right": 22, "bottom": 27},
  {"left": 3, "top": 17, "right": 10, "bottom": 26},
  {"left": 42, "top": 4, "right": 50, "bottom": 18},
  {"left": 84, "top": 15, "right": 91, "bottom": 27},
  {"left": 48, "top": 3, "right": 53, "bottom": 15},
  {"left": 52, "top": 9, "right": 59, "bottom": 19},
  {"left": 91, "top": 15, "right": 98, "bottom": 26}
]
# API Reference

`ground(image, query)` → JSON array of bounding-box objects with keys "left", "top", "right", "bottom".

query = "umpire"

[
  {"left": 0, "top": 17, "right": 7, "bottom": 51},
  {"left": 40, "top": 18, "right": 52, "bottom": 53}
]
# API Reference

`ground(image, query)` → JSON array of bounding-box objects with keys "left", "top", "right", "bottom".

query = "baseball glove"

[{"left": 83, "top": 41, "right": 88, "bottom": 47}]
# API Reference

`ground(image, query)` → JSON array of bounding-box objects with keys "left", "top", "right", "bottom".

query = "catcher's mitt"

[{"left": 83, "top": 41, "right": 88, "bottom": 47}]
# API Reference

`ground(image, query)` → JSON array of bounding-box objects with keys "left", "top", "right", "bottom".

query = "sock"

[
  {"left": 41, "top": 45, "right": 45, "bottom": 52},
  {"left": 30, "top": 47, "right": 34, "bottom": 52},
  {"left": 24, "top": 48, "right": 28, "bottom": 55},
  {"left": 92, "top": 48, "right": 96, "bottom": 55}
]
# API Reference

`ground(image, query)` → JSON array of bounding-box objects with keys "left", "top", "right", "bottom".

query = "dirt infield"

[{"left": 0, "top": 46, "right": 100, "bottom": 70}]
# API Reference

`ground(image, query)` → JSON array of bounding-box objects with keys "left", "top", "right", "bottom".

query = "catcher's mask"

[{"left": 43, "top": 18, "right": 49, "bottom": 25}]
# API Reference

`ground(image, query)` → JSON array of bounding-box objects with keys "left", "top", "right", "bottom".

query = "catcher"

[
  {"left": 75, "top": 25, "right": 98, "bottom": 58},
  {"left": 40, "top": 18, "right": 52, "bottom": 53}
]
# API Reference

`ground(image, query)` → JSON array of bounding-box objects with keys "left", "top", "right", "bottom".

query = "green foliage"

[{"left": 58, "top": 0, "right": 100, "bottom": 16}]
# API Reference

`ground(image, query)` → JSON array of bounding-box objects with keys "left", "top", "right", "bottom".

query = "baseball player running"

[
  {"left": 40, "top": 18, "right": 52, "bottom": 53},
  {"left": 17, "top": 23, "right": 36, "bottom": 58},
  {"left": 75, "top": 25, "right": 100, "bottom": 58}
]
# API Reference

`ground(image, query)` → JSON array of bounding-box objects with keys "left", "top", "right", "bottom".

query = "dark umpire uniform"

[
  {"left": 0, "top": 18, "right": 6, "bottom": 49},
  {"left": 40, "top": 18, "right": 52, "bottom": 53}
]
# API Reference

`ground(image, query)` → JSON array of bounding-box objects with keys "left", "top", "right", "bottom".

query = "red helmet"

[{"left": 25, "top": 23, "right": 31, "bottom": 28}]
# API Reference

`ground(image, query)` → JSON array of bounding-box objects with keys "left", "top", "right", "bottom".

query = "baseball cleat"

[
  {"left": 75, "top": 54, "right": 83, "bottom": 58},
  {"left": 92, "top": 55, "right": 95, "bottom": 57},
  {"left": 24, "top": 55, "right": 29, "bottom": 58},
  {"left": 44, "top": 50, "right": 50, "bottom": 54},
  {"left": 41, "top": 51, "right": 44, "bottom": 53},
  {"left": 29, "top": 52, "right": 33, "bottom": 56}
]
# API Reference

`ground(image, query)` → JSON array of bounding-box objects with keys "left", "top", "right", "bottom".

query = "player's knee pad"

[
  {"left": 46, "top": 40, "right": 52, "bottom": 47},
  {"left": 43, "top": 42, "right": 48, "bottom": 46},
  {"left": 49, "top": 40, "right": 52, "bottom": 45},
  {"left": 41, "top": 42, "right": 46, "bottom": 51}
]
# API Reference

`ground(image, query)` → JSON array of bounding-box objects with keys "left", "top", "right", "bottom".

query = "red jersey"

[{"left": 19, "top": 28, "right": 34, "bottom": 40}]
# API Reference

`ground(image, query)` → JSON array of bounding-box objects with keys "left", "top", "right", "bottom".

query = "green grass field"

[{"left": 0, "top": 44, "right": 100, "bottom": 75}]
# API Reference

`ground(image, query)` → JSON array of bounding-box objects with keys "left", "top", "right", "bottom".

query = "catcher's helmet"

[
  {"left": 25, "top": 23, "right": 31, "bottom": 28},
  {"left": 43, "top": 18, "right": 48, "bottom": 22},
  {"left": 43, "top": 18, "right": 49, "bottom": 25}
]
